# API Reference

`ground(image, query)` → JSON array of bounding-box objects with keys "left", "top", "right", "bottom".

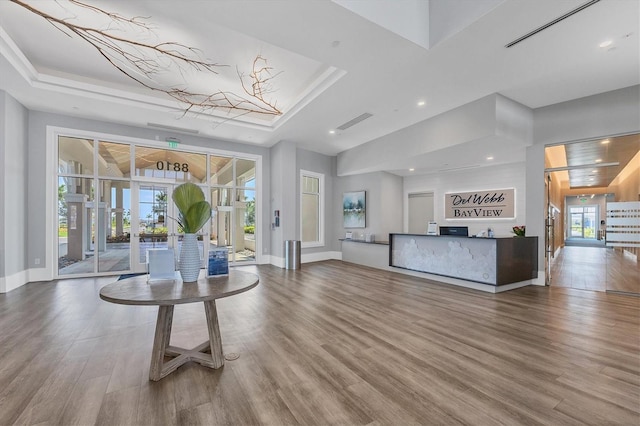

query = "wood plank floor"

[
  {"left": 0, "top": 260, "right": 638, "bottom": 425},
  {"left": 551, "top": 246, "right": 640, "bottom": 294}
]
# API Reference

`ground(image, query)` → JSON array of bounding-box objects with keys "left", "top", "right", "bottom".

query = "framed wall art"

[{"left": 343, "top": 190, "right": 366, "bottom": 228}]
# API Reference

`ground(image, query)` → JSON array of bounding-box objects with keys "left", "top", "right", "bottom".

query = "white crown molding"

[
  {"left": 0, "top": 24, "right": 345, "bottom": 132},
  {"left": 0, "top": 26, "right": 38, "bottom": 83}
]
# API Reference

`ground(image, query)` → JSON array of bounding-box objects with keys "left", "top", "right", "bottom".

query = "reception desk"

[{"left": 390, "top": 233, "right": 538, "bottom": 287}]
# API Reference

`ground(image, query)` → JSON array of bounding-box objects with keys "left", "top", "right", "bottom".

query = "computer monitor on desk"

[{"left": 439, "top": 226, "right": 469, "bottom": 236}]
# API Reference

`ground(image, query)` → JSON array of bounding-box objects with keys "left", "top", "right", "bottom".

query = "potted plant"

[
  {"left": 173, "top": 182, "right": 211, "bottom": 282},
  {"left": 512, "top": 225, "right": 526, "bottom": 237}
]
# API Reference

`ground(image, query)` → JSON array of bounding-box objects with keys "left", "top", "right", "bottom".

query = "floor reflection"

[{"left": 551, "top": 245, "right": 639, "bottom": 294}]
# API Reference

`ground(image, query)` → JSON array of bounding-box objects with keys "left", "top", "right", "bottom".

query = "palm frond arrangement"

[{"left": 173, "top": 183, "right": 211, "bottom": 234}]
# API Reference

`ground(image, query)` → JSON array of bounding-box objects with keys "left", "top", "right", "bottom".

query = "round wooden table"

[{"left": 100, "top": 271, "right": 259, "bottom": 381}]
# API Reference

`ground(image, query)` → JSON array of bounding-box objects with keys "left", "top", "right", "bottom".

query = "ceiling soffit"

[{"left": 337, "top": 93, "right": 533, "bottom": 177}]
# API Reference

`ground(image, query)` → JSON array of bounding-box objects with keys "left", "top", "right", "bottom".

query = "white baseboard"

[
  {"left": 0, "top": 269, "right": 29, "bottom": 293},
  {"left": 29, "top": 267, "right": 53, "bottom": 283},
  {"left": 269, "top": 251, "right": 342, "bottom": 268},
  {"left": 302, "top": 251, "right": 341, "bottom": 263},
  {"left": 531, "top": 269, "right": 545, "bottom": 286},
  {"left": 1, "top": 267, "right": 55, "bottom": 293},
  {"left": 271, "top": 256, "right": 285, "bottom": 268}
]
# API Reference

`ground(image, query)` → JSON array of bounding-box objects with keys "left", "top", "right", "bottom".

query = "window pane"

[
  {"left": 236, "top": 159, "right": 256, "bottom": 187},
  {"left": 303, "top": 176, "right": 319, "bottom": 193},
  {"left": 98, "top": 179, "right": 131, "bottom": 272},
  {"left": 302, "top": 193, "right": 319, "bottom": 242},
  {"left": 134, "top": 146, "right": 206, "bottom": 183},
  {"left": 211, "top": 208, "right": 232, "bottom": 256},
  {"left": 137, "top": 184, "right": 170, "bottom": 264},
  {"left": 98, "top": 141, "right": 131, "bottom": 178},
  {"left": 212, "top": 187, "right": 233, "bottom": 207},
  {"left": 209, "top": 155, "right": 233, "bottom": 186},
  {"left": 138, "top": 185, "right": 168, "bottom": 237},
  {"left": 58, "top": 136, "right": 94, "bottom": 175},
  {"left": 234, "top": 191, "right": 255, "bottom": 263},
  {"left": 58, "top": 177, "right": 94, "bottom": 275}
]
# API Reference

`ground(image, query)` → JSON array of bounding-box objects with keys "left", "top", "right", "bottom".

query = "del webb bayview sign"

[{"left": 445, "top": 189, "right": 515, "bottom": 219}]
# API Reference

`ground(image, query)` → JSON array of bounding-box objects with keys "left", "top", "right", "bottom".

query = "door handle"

[{"left": 550, "top": 220, "right": 555, "bottom": 258}]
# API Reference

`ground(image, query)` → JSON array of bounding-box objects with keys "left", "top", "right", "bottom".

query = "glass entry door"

[
  {"left": 209, "top": 157, "right": 257, "bottom": 265},
  {"left": 130, "top": 182, "right": 208, "bottom": 273},
  {"left": 55, "top": 134, "right": 257, "bottom": 278},
  {"left": 569, "top": 206, "right": 597, "bottom": 239}
]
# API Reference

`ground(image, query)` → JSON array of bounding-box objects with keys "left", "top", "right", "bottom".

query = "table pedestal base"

[{"left": 149, "top": 300, "right": 225, "bottom": 381}]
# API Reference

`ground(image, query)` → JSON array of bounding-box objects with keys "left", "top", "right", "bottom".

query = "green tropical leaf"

[
  {"left": 183, "top": 201, "right": 211, "bottom": 233},
  {"left": 172, "top": 183, "right": 210, "bottom": 233},
  {"left": 173, "top": 182, "right": 205, "bottom": 217}
]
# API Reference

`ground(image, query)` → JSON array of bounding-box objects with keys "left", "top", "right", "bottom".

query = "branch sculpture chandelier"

[{"left": 9, "top": 0, "right": 282, "bottom": 117}]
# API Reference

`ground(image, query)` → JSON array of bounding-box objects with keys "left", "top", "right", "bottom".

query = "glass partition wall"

[{"left": 57, "top": 135, "right": 259, "bottom": 277}]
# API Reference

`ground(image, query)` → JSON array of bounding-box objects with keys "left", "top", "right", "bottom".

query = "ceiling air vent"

[
  {"left": 336, "top": 113, "right": 373, "bottom": 131},
  {"left": 147, "top": 122, "right": 200, "bottom": 134},
  {"left": 505, "top": 0, "right": 600, "bottom": 48}
]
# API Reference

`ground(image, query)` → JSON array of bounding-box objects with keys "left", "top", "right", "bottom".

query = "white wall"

[
  {"left": 333, "top": 0, "right": 429, "bottom": 49},
  {"left": 429, "top": 0, "right": 504, "bottom": 48},
  {"left": 334, "top": 171, "right": 403, "bottom": 243},
  {"left": 0, "top": 91, "right": 28, "bottom": 292},
  {"left": 270, "top": 141, "right": 297, "bottom": 259},
  {"left": 0, "top": 92, "right": 4, "bottom": 279},
  {"left": 404, "top": 162, "right": 527, "bottom": 237},
  {"left": 534, "top": 85, "right": 640, "bottom": 145}
]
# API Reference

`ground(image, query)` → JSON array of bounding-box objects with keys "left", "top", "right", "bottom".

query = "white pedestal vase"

[{"left": 179, "top": 233, "right": 201, "bottom": 282}]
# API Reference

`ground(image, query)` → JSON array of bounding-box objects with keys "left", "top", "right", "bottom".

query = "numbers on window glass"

[{"left": 156, "top": 161, "right": 189, "bottom": 173}]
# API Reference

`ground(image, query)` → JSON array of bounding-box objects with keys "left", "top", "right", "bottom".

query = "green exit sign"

[{"left": 167, "top": 140, "right": 179, "bottom": 148}]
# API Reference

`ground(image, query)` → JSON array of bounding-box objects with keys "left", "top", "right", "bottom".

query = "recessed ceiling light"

[
  {"left": 486, "top": 156, "right": 494, "bottom": 160},
  {"left": 417, "top": 101, "right": 426, "bottom": 107},
  {"left": 601, "top": 139, "right": 610, "bottom": 144},
  {"left": 592, "top": 169, "right": 598, "bottom": 173},
  {"left": 589, "top": 177, "right": 595, "bottom": 181},
  {"left": 409, "top": 168, "right": 415, "bottom": 172},
  {"left": 595, "top": 158, "right": 602, "bottom": 163},
  {"left": 329, "top": 130, "right": 335, "bottom": 134},
  {"left": 599, "top": 40, "right": 613, "bottom": 48}
]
